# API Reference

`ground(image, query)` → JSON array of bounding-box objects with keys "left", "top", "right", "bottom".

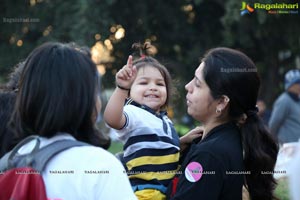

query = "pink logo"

[{"left": 184, "top": 161, "right": 203, "bottom": 182}]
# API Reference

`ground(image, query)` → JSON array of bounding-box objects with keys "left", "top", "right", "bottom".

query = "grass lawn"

[
  {"left": 108, "top": 141, "right": 123, "bottom": 154},
  {"left": 275, "top": 177, "right": 290, "bottom": 200}
]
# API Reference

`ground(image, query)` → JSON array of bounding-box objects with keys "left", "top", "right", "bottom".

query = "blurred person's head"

[
  {"left": 12, "top": 42, "right": 100, "bottom": 144},
  {"left": 284, "top": 69, "right": 300, "bottom": 95}
]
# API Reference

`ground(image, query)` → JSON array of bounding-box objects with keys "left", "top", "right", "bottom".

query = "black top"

[{"left": 167, "top": 122, "right": 244, "bottom": 200}]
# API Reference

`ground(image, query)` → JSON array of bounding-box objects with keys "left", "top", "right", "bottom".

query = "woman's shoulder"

[
  {"left": 199, "top": 127, "right": 241, "bottom": 151},
  {"left": 188, "top": 129, "right": 243, "bottom": 165},
  {"left": 276, "top": 92, "right": 294, "bottom": 104},
  {"left": 26, "top": 134, "right": 123, "bottom": 170}
]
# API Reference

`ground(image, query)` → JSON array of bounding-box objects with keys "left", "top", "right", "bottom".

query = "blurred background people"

[
  {"left": 0, "top": 61, "right": 25, "bottom": 157},
  {"left": 8, "top": 42, "right": 136, "bottom": 199},
  {"left": 256, "top": 99, "right": 271, "bottom": 126},
  {"left": 269, "top": 69, "right": 300, "bottom": 144}
]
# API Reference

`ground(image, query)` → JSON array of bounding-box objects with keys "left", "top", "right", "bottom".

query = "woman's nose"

[{"left": 185, "top": 81, "right": 192, "bottom": 91}]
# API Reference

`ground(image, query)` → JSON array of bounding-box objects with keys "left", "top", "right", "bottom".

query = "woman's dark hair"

[
  {"left": 202, "top": 47, "right": 279, "bottom": 200},
  {"left": 131, "top": 42, "right": 172, "bottom": 108},
  {"left": 11, "top": 42, "right": 98, "bottom": 144}
]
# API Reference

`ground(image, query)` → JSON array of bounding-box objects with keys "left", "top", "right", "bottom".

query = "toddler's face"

[{"left": 130, "top": 66, "right": 167, "bottom": 112}]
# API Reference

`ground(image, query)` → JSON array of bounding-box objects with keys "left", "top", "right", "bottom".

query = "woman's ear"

[{"left": 215, "top": 95, "right": 230, "bottom": 114}]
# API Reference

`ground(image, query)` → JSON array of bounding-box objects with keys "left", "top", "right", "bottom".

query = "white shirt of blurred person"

[
  {"left": 18, "top": 134, "right": 136, "bottom": 200},
  {"left": 289, "top": 143, "right": 300, "bottom": 200}
]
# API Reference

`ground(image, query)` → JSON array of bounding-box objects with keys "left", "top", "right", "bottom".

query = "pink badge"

[{"left": 184, "top": 161, "right": 203, "bottom": 182}]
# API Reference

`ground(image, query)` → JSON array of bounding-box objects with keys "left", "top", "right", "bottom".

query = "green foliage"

[
  {"left": 0, "top": 0, "right": 114, "bottom": 78},
  {"left": 174, "top": 124, "right": 191, "bottom": 137},
  {"left": 222, "top": 0, "right": 300, "bottom": 103}
]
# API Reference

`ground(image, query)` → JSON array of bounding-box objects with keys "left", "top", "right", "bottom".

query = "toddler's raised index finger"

[{"left": 127, "top": 55, "right": 133, "bottom": 69}]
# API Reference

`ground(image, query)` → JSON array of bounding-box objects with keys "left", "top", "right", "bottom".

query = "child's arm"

[{"left": 104, "top": 56, "right": 136, "bottom": 129}]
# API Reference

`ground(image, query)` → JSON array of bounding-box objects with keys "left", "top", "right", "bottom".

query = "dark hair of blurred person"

[{"left": 0, "top": 61, "right": 25, "bottom": 157}]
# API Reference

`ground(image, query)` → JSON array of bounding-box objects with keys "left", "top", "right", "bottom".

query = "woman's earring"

[
  {"left": 216, "top": 108, "right": 222, "bottom": 114},
  {"left": 224, "top": 97, "right": 230, "bottom": 102}
]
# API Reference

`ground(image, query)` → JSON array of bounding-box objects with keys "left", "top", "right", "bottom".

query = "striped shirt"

[{"left": 115, "top": 99, "right": 180, "bottom": 194}]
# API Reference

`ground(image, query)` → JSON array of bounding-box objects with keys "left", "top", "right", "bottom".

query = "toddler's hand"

[
  {"left": 180, "top": 126, "right": 203, "bottom": 145},
  {"left": 116, "top": 55, "right": 137, "bottom": 89}
]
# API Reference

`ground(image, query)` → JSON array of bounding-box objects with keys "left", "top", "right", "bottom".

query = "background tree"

[{"left": 222, "top": 0, "right": 300, "bottom": 104}]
